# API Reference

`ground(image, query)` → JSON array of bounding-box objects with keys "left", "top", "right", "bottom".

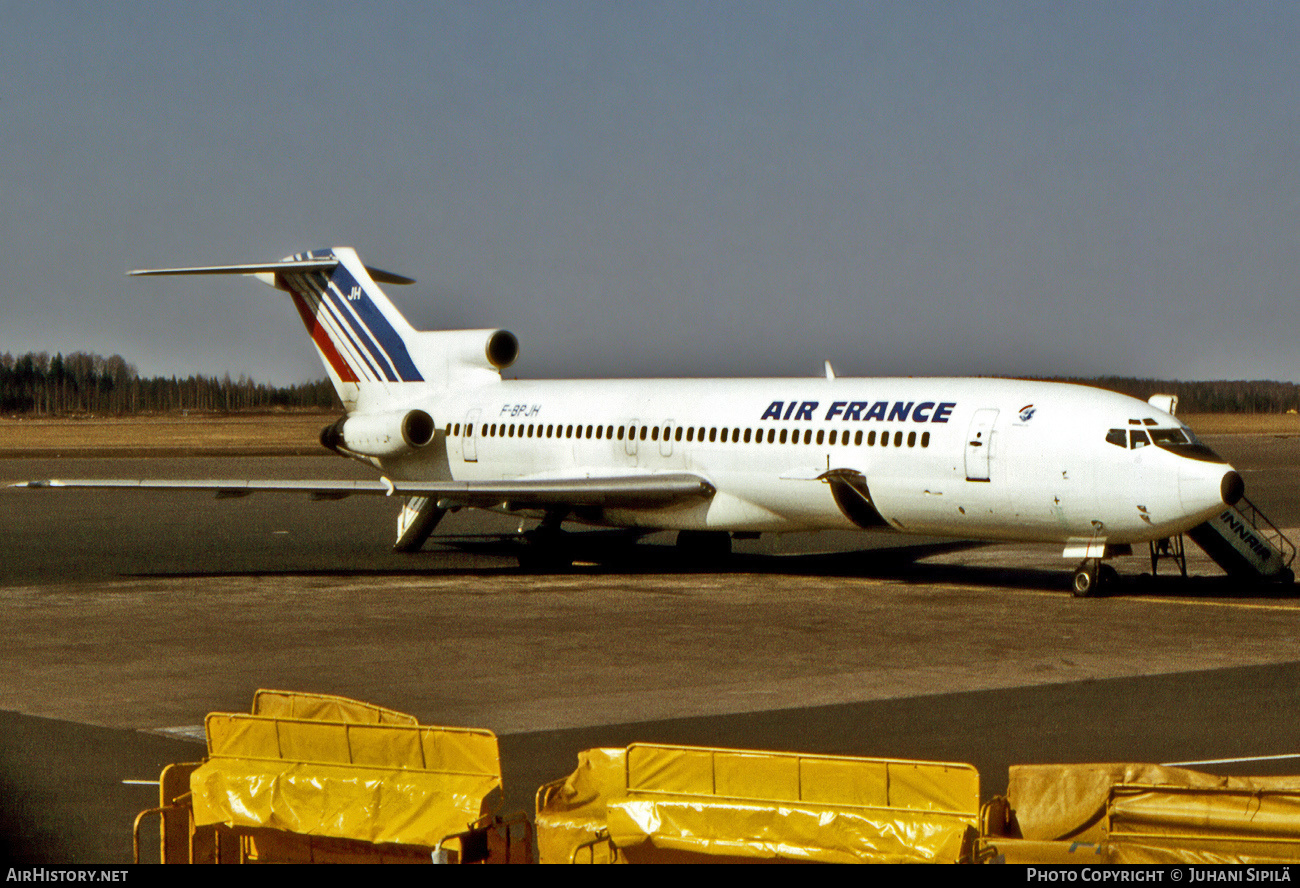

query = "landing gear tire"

[
  {"left": 1099, "top": 564, "right": 1120, "bottom": 588},
  {"left": 1073, "top": 559, "right": 1101, "bottom": 598}
]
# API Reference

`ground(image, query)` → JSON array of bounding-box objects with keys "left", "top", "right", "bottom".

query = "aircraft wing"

[{"left": 11, "top": 473, "right": 716, "bottom": 509}]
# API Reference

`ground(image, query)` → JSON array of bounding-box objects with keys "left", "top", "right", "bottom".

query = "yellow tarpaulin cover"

[
  {"left": 536, "top": 748, "right": 628, "bottom": 864},
  {"left": 251, "top": 689, "right": 419, "bottom": 725},
  {"left": 190, "top": 758, "right": 499, "bottom": 847},
  {"left": 606, "top": 797, "right": 974, "bottom": 863},
  {"left": 537, "top": 743, "right": 979, "bottom": 863},
  {"left": 191, "top": 711, "right": 502, "bottom": 848},
  {"left": 1006, "top": 763, "right": 1300, "bottom": 863}
]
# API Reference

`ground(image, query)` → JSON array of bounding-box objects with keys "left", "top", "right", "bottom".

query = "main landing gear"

[
  {"left": 1072, "top": 559, "right": 1119, "bottom": 597},
  {"left": 675, "top": 530, "right": 732, "bottom": 564},
  {"left": 516, "top": 512, "right": 574, "bottom": 572}
]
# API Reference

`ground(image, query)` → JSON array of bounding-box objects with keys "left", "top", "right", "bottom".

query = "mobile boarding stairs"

[{"left": 1153, "top": 494, "right": 1295, "bottom": 585}]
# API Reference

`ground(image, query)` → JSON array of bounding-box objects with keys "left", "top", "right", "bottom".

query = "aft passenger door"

[
  {"left": 965, "top": 408, "right": 999, "bottom": 482},
  {"left": 462, "top": 409, "right": 480, "bottom": 462}
]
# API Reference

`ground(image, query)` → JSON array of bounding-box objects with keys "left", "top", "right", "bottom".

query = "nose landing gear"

[{"left": 1072, "top": 559, "right": 1119, "bottom": 597}]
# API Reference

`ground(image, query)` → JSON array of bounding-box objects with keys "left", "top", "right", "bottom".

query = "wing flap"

[{"left": 11, "top": 473, "right": 715, "bottom": 509}]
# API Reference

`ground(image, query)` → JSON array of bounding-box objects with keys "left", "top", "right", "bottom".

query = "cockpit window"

[
  {"left": 1130, "top": 430, "right": 1151, "bottom": 449},
  {"left": 1149, "top": 428, "right": 1191, "bottom": 446},
  {"left": 1149, "top": 426, "right": 1228, "bottom": 463},
  {"left": 1106, "top": 429, "right": 1127, "bottom": 448}
]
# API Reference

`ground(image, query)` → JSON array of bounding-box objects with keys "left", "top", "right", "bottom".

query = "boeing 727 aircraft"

[{"left": 19, "top": 247, "right": 1250, "bottom": 595}]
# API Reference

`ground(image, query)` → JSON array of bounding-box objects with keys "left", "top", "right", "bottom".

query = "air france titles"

[{"left": 760, "top": 400, "right": 955, "bottom": 423}]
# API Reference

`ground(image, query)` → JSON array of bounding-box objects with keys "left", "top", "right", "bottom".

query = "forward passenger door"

[{"left": 965, "top": 409, "right": 999, "bottom": 482}]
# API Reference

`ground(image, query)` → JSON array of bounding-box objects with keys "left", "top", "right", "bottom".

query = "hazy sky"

[{"left": 2, "top": 2, "right": 1297, "bottom": 384}]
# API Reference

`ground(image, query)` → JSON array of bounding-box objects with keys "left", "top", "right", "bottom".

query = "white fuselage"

[{"left": 375, "top": 376, "right": 1235, "bottom": 546}]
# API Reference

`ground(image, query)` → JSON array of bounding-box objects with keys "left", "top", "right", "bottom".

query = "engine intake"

[
  {"left": 485, "top": 330, "right": 519, "bottom": 369},
  {"left": 320, "top": 409, "right": 435, "bottom": 458}
]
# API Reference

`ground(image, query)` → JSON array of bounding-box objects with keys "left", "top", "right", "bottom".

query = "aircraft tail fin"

[{"left": 131, "top": 247, "right": 515, "bottom": 413}]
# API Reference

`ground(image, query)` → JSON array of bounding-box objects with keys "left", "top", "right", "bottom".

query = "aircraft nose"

[{"left": 1179, "top": 463, "right": 1243, "bottom": 518}]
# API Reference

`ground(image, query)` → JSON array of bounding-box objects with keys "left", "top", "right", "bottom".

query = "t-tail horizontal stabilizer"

[{"left": 128, "top": 259, "right": 415, "bottom": 285}]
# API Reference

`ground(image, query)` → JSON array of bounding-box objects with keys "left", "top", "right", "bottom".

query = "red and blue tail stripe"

[{"left": 280, "top": 250, "right": 425, "bottom": 385}]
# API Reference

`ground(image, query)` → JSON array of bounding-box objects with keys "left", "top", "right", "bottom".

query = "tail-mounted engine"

[
  {"left": 320, "top": 409, "right": 436, "bottom": 459},
  {"left": 410, "top": 329, "right": 519, "bottom": 378}
]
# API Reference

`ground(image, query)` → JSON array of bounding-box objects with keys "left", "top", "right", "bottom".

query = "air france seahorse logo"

[{"left": 1019, "top": 404, "right": 1036, "bottom": 422}]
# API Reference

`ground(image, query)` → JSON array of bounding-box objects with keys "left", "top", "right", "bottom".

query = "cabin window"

[
  {"left": 779, "top": 429, "right": 787, "bottom": 444},
  {"left": 453, "top": 423, "right": 460, "bottom": 436},
  {"left": 743, "top": 428, "right": 751, "bottom": 444},
  {"left": 922, "top": 432, "right": 930, "bottom": 447},
  {"left": 908, "top": 431, "right": 916, "bottom": 447},
  {"left": 675, "top": 427, "right": 683, "bottom": 442},
  {"left": 607, "top": 425, "right": 614, "bottom": 439},
  {"left": 867, "top": 431, "right": 875, "bottom": 446},
  {"left": 894, "top": 431, "right": 903, "bottom": 447},
  {"left": 854, "top": 431, "right": 863, "bottom": 445},
  {"left": 767, "top": 429, "right": 775, "bottom": 443},
  {"left": 617, "top": 426, "right": 625, "bottom": 440},
  {"left": 828, "top": 430, "right": 837, "bottom": 445},
  {"left": 686, "top": 428, "right": 694, "bottom": 442},
  {"left": 816, "top": 430, "right": 824, "bottom": 445},
  {"left": 651, "top": 426, "right": 659, "bottom": 441},
  {"left": 1106, "top": 429, "right": 1127, "bottom": 448},
  {"left": 881, "top": 432, "right": 889, "bottom": 447}
]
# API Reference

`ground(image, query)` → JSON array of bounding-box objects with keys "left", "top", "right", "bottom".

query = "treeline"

[
  {"left": 0, "top": 351, "right": 339, "bottom": 415},
  {"left": 3, "top": 350, "right": 1298, "bottom": 415},
  {"left": 1048, "top": 377, "right": 1300, "bottom": 415}
]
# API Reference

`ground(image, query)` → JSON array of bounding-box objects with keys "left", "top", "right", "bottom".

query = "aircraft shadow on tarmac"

[{"left": 129, "top": 533, "right": 1298, "bottom": 600}]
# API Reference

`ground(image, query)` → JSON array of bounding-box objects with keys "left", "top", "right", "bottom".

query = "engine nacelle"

[
  {"left": 320, "top": 409, "right": 436, "bottom": 458},
  {"left": 410, "top": 328, "right": 519, "bottom": 376}
]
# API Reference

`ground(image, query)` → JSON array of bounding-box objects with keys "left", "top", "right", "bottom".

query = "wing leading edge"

[{"left": 12, "top": 473, "right": 716, "bottom": 510}]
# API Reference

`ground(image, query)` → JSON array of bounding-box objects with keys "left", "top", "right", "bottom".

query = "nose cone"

[
  {"left": 1180, "top": 462, "right": 1243, "bottom": 519},
  {"left": 1221, "top": 470, "right": 1244, "bottom": 506}
]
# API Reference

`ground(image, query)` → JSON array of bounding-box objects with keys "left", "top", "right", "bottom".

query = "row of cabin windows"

[{"left": 446, "top": 422, "right": 932, "bottom": 449}]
